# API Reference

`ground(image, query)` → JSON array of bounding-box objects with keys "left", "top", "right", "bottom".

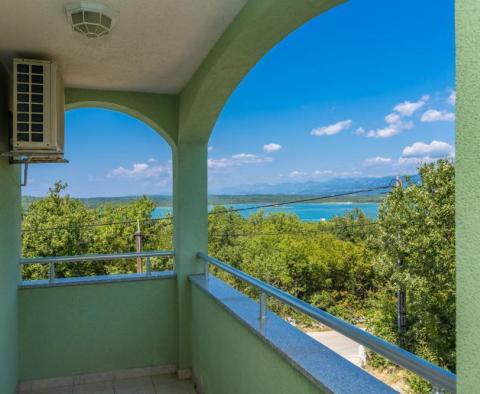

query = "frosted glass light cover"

[{"left": 65, "top": 2, "right": 118, "bottom": 38}]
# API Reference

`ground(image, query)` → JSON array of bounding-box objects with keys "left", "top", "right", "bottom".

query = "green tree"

[
  {"left": 207, "top": 209, "right": 377, "bottom": 323},
  {"left": 366, "top": 160, "right": 455, "bottom": 390},
  {"left": 22, "top": 181, "right": 97, "bottom": 278},
  {"left": 208, "top": 206, "right": 247, "bottom": 266},
  {"left": 328, "top": 208, "right": 378, "bottom": 242},
  {"left": 90, "top": 196, "right": 173, "bottom": 273},
  {"left": 22, "top": 164, "right": 455, "bottom": 391},
  {"left": 22, "top": 184, "right": 173, "bottom": 279}
]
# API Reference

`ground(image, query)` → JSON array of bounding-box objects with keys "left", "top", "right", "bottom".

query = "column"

[{"left": 172, "top": 142, "right": 208, "bottom": 377}]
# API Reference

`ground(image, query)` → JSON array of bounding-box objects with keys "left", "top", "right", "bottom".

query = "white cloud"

[
  {"left": 147, "top": 158, "right": 157, "bottom": 163},
  {"left": 420, "top": 109, "right": 455, "bottom": 122},
  {"left": 366, "top": 120, "right": 413, "bottom": 139},
  {"left": 263, "top": 143, "right": 282, "bottom": 153},
  {"left": 355, "top": 127, "right": 365, "bottom": 136},
  {"left": 311, "top": 120, "right": 352, "bottom": 136},
  {"left": 363, "top": 157, "right": 393, "bottom": 167},
  {"left": 395, "top": 156, "right": 441, "bottom": 173},
  {"left": 365, "top": 96, "right": 427, "bottom": 138},
  {"left": 289, "top": 170, "right": 305, "bottom": 178},
  {"left": 373, "top": 140, "right": 457, "bottom": 173},
  {"left": 385, "top": 112, "right": 401, "bottom": 125},
  {"left": 402, "top": 140, "right": 454, "bottom": 158},
  {"left": 109, "top": 162, "right": 171, "bottom": 179},
  {"left": 335, "top": 170, "right": 362, "bottom": 177},
  {"left": 367, "top": 126, "right": 399, "bottom": 138},
  {"left": 231, "top": 153, "right": 267, "bottom": 161},
  {"left": 347, "top": 95, "right": 435, "bottom": 140},
  {"left": 312, "top": 170, "right": 334, "bottom": 177},
  {"left": 447, "top": 91, "right": 456, "bottom": 105},
  {"left": 208, "top": 153, "right": 272, "bottom": 169},
  {"left": 397, "top": 156, "right": 433, "bottom": 166},
  {"left": 290, "top": 169, "right": 360, "bottom": 179},
  {"left": 208, "top": 146, "right": 213, "bottom": 152},
  {"left": 394, "top": 95, "right": 429, "bottom": 116}
]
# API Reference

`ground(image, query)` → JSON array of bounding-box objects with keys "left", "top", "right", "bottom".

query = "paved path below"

[{"left": 308, "top": 330, "right": 365, "bottom": 367}]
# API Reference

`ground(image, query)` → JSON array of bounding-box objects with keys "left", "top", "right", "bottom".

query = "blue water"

[{"left": 151, "top": 202, "right": 379, "bottom": 222}]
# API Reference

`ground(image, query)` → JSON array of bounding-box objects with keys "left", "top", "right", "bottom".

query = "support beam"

[{"left": 173, "top": 142, "right": 208, "bottom": 375}]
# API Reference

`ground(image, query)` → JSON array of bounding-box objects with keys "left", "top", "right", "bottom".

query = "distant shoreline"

[
  {"left": 152, "top": 200, "right": 381, "bottom": 221},
  {"left": 22, "top": 194, "right": 384, "bottom": 210}
]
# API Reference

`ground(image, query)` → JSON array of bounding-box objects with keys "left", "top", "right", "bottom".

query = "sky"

[{"left": 24, "top": 0, "right": 455, "bottom": 197}]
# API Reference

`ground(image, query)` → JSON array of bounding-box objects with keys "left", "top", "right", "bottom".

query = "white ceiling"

[{"left": 0, "top": 0, "right": 247, "bottom": 93}]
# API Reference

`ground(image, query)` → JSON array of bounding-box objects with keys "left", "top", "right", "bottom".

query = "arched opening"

[
  {"left": 205, "top": 0, "right": 455, "bottom": 390},
  {"left": 65, "top": 100, "right": 176, "bottom": 148},
  {"left": 21, "top": 107, "right": 174, "bottom": 279}
]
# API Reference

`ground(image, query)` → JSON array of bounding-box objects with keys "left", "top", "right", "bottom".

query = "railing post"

[
  {"left": 146, "top": 256, "right": 151, "bottom": 276},
  {"left": 49, "top": 262, "right": 55, "bottom": 283},
  {"left": 194, "top": 254, "right": 456, "bottom": 392},
  {"left": 134, "top": 219, "right": 143, "bottom": 273},
  {"left": 259, "top": 291, "right": 267, "bottom": 320}
]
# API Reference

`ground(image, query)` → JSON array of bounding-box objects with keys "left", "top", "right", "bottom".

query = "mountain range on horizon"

[
  {"left": 22, "top": 175, "right": 420, "bottom": 210},
  {"left": 211, "top": 174, "right": 419, "bottom": 195}
]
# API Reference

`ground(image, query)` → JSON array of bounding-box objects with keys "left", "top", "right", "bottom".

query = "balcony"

[
  {"left": 0, "top": 0, "right": 476, "bottom": 392},
  {"left": 12, "top": 251, "right": 455, "bottom": 393}
]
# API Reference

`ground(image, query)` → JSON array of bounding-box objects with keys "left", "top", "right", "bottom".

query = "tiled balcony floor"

[{"left": 30, "top": 375, "right": 196, "bottom": 394}]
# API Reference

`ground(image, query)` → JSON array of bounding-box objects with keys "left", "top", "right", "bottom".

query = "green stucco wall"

[
  {"left": 19, "top": 279, "right": 178, "bottom": 380},
  {"left": 0, "top": 64, "right": 21, "bottom": 393},
  {"left": 173, "top": 0, "right": 345, "bottom": 372},
  {"left": 179, "top": 0, "right": 345, "bottom": 143},
  {"left": 190, "top": 285, "right": 323, "bottom": 394},
  {"left": 65, "top": 88, "right": 179, "bottom": 147},
  {"left": 456, "top": 0, "right": 480, "bottom": 391},
  {"left": 60, "top": 2, "right": 347, "bottom": 378},
  {"left": 172, "top": 143, "right": 208, "bottom": 371}
]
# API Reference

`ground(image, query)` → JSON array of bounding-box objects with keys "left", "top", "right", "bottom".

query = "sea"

[{"left": 151, "top": 202, "right": 379, "bottom": 222}]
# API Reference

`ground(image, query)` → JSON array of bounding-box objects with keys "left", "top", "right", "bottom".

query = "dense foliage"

[
  {"left": 22, "top": 182, "right": 173, "bottom": 278},
  {"left": 208, "top": 206, "right": 377, "bottom": 323},
  {"left": 21, "top": 160, "right": 455, "bottom": 392},
  {"left": 366, "top": 160, "right": 455, "bottom": 391}
]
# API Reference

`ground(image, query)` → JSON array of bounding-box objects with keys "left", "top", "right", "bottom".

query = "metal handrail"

[
  {"left": 20, "top": 250, "right": 175, "bottom": 282},
  {"left": 197, "top": 252, "right": 456, "bottom": 393},
  {"left": 20, "top": 250, "right": 174, "bottom": 265}
]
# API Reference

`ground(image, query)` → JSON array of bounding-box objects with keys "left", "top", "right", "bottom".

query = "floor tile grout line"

[{"left": 150, "top": 375, "right": 155, "bottom": 394}]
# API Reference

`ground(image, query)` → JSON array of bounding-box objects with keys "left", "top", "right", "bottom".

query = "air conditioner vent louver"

[
  {"left": 15, "top": 62, "right": 45, "bottom": 144},
  {"left": 12, "top": 58, "right": 65, "bottom": 161}
]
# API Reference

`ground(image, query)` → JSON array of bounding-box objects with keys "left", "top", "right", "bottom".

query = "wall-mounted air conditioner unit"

[{"left": 11, "top": 58, "right": 65, "bottom": 162}]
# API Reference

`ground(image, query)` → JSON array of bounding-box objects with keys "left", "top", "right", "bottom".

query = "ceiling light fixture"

[{"left": 65, "top": 1, "right": 118, "bottom": 38}]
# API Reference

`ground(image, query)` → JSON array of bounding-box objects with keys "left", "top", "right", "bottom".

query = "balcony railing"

[
  {"left": 20, "top": 250, "right": 175, "bottom": 283},
  {"left": 197, "top": 252, "right": 457, "bottom": 393},
  {"left": 17, "top": 250, "right": 456, "bottom": 392}
]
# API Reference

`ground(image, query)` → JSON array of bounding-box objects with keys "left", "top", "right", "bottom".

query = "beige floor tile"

[
  {"left": 73, "top": 381, "right": 114, "bottom": 394},
  {"left": 151, "top": 374, "right": 196, "bottom": 394},
  {"left": 73, "top": 371, "right": 115, "bottom": 385},
  {"left": 114, "top": 376, "right": 155, "bottom": 394},
  {"left": 32, "top": 377, "right": 73, "bottom": 391},
  {"left": 32, "top": 386, "right": 73, "bottom": 394}
]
